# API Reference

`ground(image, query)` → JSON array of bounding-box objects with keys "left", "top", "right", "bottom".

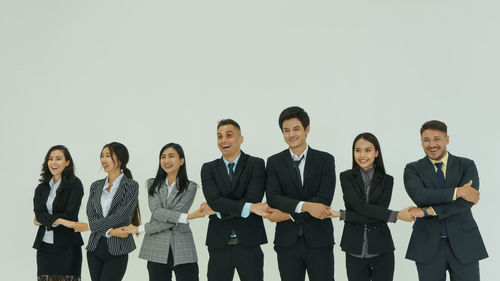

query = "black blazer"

[
  {"left": 404, "top": 153, "right": 488, "bottom": 264},
  {"left": 33, "top": 177, "right": 84, "bottom": 249},
  {"left": 339, "top": 169, "right": 395, "bottom": 255},
  {"left": 86, "top": 176, "right": 139, "bottom": 255},
  {"left": 201, "top": 151, "right": 267, "bottom": 248},
  {"left": 266, "top": 147, "right": 336, "bottom": 248}
]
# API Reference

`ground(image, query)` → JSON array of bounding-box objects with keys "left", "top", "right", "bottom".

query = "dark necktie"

[
  {"left": 228, "top": 162, "right": 235, "bottom": 182},
  {"left": 293, "top": 155, "right": 304, "bottom": 187},
  {"left": 435, "top": 162, "right": 448, "bottom": 237}
]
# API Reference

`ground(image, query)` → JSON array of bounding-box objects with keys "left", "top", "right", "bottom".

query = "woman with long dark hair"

[
  {"left": 124, "top": 143, "right": 212, "bottom": 281},
  {"left": 33, "top": 145, "right": 87, "bottom": 281},
  {"left": 338, "top": 133, "right": 415, "bottom": 281},
  {"left": 86, "top": 142, "right": 140, "bottom": 281}
]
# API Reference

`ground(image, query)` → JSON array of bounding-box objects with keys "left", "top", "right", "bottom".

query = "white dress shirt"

[
  {"left": 291, "top": 145, "right": 308, "bottom": 213},
  {"left": 102, "top": 173, "right": 124, "bottom": 237},
  {"left": 42, "top": 177, "right": 61, "bottom": 244}
]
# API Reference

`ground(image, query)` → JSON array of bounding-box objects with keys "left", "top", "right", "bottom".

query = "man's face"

[
  {"left": 421, "top": 129, "right": 449, "bottom": 161},
  {"left": 217, "top": 124, "right": 243, "bottom": 160},
  {"left": 282, "top": 118, "right": 309, "bottom": 151}
]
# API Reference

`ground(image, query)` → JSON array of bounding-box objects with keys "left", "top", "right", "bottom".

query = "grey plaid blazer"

[
  {"left": 86, "top": 176, "right": 139, "bottom": 255},
  {"left": 139, "top": 179, "right": 198, "bottom": 266}
]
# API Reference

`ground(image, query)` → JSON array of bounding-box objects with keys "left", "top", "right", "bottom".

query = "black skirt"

[{"left": 36, "top": 242, "right": 82, "bottom": 276}]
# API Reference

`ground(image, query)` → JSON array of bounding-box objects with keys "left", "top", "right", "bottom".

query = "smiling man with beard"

[
  {"left": 201, "top": 119, "right": 269, "bottom": 281},
  {"left": 404, "top": 120, "right": 488, "bottom": 281}
]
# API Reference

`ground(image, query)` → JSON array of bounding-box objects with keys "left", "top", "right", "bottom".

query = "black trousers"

[
  {"left": 147, "top": 247, "right": 199, "bottom": 281},
  {"left": 207, "top": 244, "right": 264, "bottom": 281},
  {"left": 87, "top": 238, "right": 128, "bottom": 281},
  {"left": 345, "top": 252, "right": 394, "bottom": 281},
  {"left": 416, "top": 238, "right": 480, "bottom": 281},
  {"left": 275, "top": 236, "right": 334, "bottom": 281}
]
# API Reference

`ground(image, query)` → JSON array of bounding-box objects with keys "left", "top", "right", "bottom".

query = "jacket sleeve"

[
  {"left": 306, "top": 154, "right": 336, "bottom": 205},
  {"left": 149, "top": 181, "right": 197, "bottom": 224},
  {"left": 265, "top": 157, "right": 302, "bottom": 214},
  {"left": 88, "top": 181, "right": 139, "bottom": 233},
  {"left": 404, "top": 163, "right": 455, "bottom": 206},
  {"left": 341, "top": 172, "right": 392, "bottom": 222}
]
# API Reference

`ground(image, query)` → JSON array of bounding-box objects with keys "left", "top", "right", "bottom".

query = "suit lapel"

[
  {"left": 421, "top": 157, "right": 441, "bottom": 189},
  {"left": 353, "top": 169, "right": 366, "bottom": 194},
  {"left": 93, "top": 179, "right": 105, "bottom": 217},
  {"left": 109, "top": 176, "right": 129, "bottom": 213},
  {"left": 281, "top": 150, "right": 302, "bottom": 192},
  {"left": 167, "top": 182, "right": 180, "bottom": 207},
  {"left": 303, "top": 147, "right": 313, "bottom": 189},
  {"left": 444, "top": 153, "right": 459, "bottom": 189},
  {"left": 216, "top": 158, "right": 232, "bottom": 194},
  {"left": 232, "top": 152, "right": 247, "bottom": 188}
]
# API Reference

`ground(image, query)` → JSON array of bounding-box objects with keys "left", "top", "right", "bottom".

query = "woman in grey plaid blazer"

[
  {"left": 125, "top": 143, "right": 211, "bottom": 281},
  {"left": 86, "top": 142, "right": 141, "bottom": 281}
]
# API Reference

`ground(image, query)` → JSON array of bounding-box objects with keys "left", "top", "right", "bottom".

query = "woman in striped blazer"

[
  {"left": 86, "top": 142, "right": 140, "bottom": 281},
  {"left": 124, "top": 143, "right": 212, "bottom": 281}
]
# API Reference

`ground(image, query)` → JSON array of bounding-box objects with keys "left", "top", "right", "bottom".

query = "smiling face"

[
  {"left": 160, "top": 147, "right": 184, "bottom": 177},
  {"left": 217, "top": 124, "right": 243, "bottom": 161},
  {"left": 100, "top": 147, "right": 121, "bottom": 174},
  {"left": 421, "top": 129, "right": 449, "bottom": 161},
  {"left": 353, "top": 138, "right": 378, "bottom": 171},
  {"left": 282, "top": 118, "right": 309, "bottom": 153},
  {"left": 47, "top": 149, "right": 70, "bottom": 181}
]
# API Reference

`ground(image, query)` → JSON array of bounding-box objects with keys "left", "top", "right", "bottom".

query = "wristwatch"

[{"left": 422, "top": 207, "right": 429, "bottom": 217}]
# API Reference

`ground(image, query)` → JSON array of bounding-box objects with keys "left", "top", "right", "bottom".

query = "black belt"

[{"left": 226, "top": 237, "right": 240, "bottom": 245}]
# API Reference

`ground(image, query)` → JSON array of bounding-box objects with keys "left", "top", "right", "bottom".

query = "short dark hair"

[
  {"left": 217, "top": 119, "right": 241, "bottom": 131},
  {"left": 278, "top": 106, "right": 310, "bottom": 131},
  {"left": 420, "top": 120, "right": 447, "bottom": 135}
]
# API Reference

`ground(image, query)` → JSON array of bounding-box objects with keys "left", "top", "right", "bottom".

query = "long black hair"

[
  {"left": 351, "top": 132, "right": 386, "bottom": 174},
  {"left": 148, "top": 143, "right": 189, "bottom": 197},
  {"left": 39, "top": 145, "right": 75, "bottom": 199},
  {"left": 102, "top": 142, "right": 141, "bottom": 226}
]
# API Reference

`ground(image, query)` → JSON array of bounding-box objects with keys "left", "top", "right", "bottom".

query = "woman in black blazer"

[
  {"left": 33, "top": 145, "right": 88, "bottom": 281},
  {"left": 86, "top": 142, "right": 140, "bottom": 281},
  {"left": 339, "top": 133, "right": 414, "bottom": 281}
]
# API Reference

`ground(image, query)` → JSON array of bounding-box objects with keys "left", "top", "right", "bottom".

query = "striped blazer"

[
  {"left": 139, "top": 179, "right": 198, "bottom": 266},
  {"left": 86, "top": 176, "right": 139, "bottom": 255}
]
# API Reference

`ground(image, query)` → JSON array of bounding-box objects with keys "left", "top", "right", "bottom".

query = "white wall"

[{"left": 0, "top": 1, "right": 498, "bottom": 280}]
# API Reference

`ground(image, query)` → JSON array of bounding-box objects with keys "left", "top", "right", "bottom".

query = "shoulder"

[
  {"left": 68, "top": 176, "right": 84, "bottom": 188},
  {"left": 267, "top": 149, "right": 288, "bottom": 162},
  {"left": 187, "top": 180, "right": 199, "bottom": 190},
  {"left": 202, "top": 158, "right": 219, "bottom": 169},
  {"left": 449, "top": 153, "right": 475, "bottom": 165},
  {"left": 405, "top": 156, "right": 428, "bottom": 169},
  {"left": 244, "top": 153, "right": 265, "bottom": 165},
  {"left": 340, "top": 169, "right": 354, "bottom": 178},
  {"left": 145, "top": 178, "right": 155, "bottom": 189},
  {"left": 34, "top": 182, "right": 49, "bottom": 195}
]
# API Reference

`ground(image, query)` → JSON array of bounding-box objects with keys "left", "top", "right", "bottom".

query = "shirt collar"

[
  {"left": 289, "top": 145, "right": 309, "bottom": 161},
  {"left": 49, "top": 177, "right": 62, "bottom": 189},
  {"left": 165, "top": 178, "right": 178, "bottom": 189},
  {"left": 429, "top": 151, "right": 449, "bottom": 168},
  {"left": 223, "top": 152, "right": 241, "bottom": 170},
  {"left": 103, "top": 173, "right": 124, "bottom": 191}
]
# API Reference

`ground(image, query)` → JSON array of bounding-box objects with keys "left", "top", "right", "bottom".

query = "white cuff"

[
  {"left": 178, "top": 213, "right": 189, "bottom": 224},
  {"left": 138, "top": 224, "right": 145, "bottom": 234},
  {"left": 105, "top": 228, "right": 112, "bottom": 238},
  {"left": 295, "top": 201, "right": 305, "bottom": 213}
]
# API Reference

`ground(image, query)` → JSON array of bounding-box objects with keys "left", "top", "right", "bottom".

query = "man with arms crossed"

[
  {"left": 201, "top": 119, "right": 270, "bottom": 281},
  {"left": 266, "top": 106, "right": 337, "bottom": 281},
  {"left": 404, "top": 120, "right": 488, "bottom": 281}
]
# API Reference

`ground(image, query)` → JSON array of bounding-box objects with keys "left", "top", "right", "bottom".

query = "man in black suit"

[
  {"left": 265, "top": 106, "right": 336, "bottom": 281},
  {"left": 201, "top": 119, "right": 270, "bottom": 281},
  {"left": 404, "top": 120, "right": 488, "bottom": 281}
]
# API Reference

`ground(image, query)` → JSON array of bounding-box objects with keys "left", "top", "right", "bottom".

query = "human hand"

[
  {"left": 303, "top": 202, "right": 332, "bottom": 220},
  {"left": 457, "top": 180, "right": 480, "bottom": 205},
  {"left": 251, "top": 202, "right": 272, "bottom": 218},
  {"left": 200, "top": 202, "right": 216, "bottom": 215},
  {"left": 122, "top": 224, "right": 139, "bottom": 234},
  {"left": 110, "top": 227, "right": 129, "bottom": 238},
  {"left": 397, "top": 206, "right": 416, "bottom": 222},
  {"left": 266, "top": 208, "right": 291, "bottom": 222},
  {"left": 73, "top": 222, "right": 89, "bottom": 232},
  {"left": 408, "top": 207, "right": 425, "bottom": 218},
  {"left": 34, "top": 217, "right": 41, "bottom": 226},
  {"left": 329, "top": 209, "right": 341, "bottom": 218}
]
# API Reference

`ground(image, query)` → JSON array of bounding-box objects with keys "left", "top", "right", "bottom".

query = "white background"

[{"left": 0, "top": 1, "right": 498, "bottom": 280}]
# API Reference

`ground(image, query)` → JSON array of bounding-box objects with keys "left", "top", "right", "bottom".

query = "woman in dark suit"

[
  {"left": 124, "top": 143, "right": 212, "bottom": 281},
  {"left": 86, "top": 142, "right": 140, "bottom": 281},
  {"left": 339, "top": 133, "right": 414, "bottom": 281},
  {"left": 33, "top": 145, "right": 87, "bottom": 281}
]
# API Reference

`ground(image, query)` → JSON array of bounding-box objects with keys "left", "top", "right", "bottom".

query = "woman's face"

[
  {"left": 354, "top": 138, "right": 379, "bottom": 171},
  {"left": 160, "top": 147, "right": 184, "bottom": 177},
  {"left": 100, "top": 147, "right": 121, "bottom": 174},
  {"left": 47, "top": 149, "right": 70, "bottom": 179}
]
